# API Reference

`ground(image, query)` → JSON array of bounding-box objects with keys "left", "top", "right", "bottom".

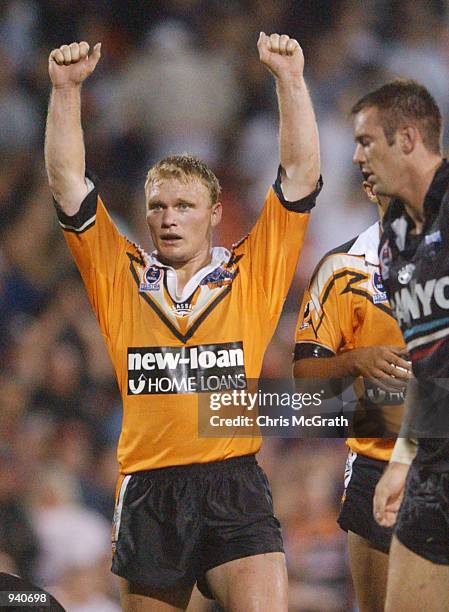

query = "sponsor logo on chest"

[
  {"left": 127, "top": 342, "right": 247, "bottom": 395},
  {"left": 390, "top": 275, "right": 449, "bottom": 325}
]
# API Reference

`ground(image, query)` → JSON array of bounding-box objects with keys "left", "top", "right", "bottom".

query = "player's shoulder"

[
  {"left": 124, "top": 238, "right": 151, "bottom": 267},
  {"left": 309, "top": 222, "right": 379, "bottom": 289},
  {"left": 309, "top": 236, "right": 360, "bottom": 286}
]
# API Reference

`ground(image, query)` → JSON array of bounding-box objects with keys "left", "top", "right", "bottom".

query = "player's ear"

[
  {"left": 211, "top": 202, "right": 222, "bottom": 227},
  {"left": 399, "top": 125, "right": 418, "bottom": 155}
]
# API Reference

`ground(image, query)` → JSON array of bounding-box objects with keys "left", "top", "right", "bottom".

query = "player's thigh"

[
  {"left": 119, "top": 578, "right": 194, "bottom": 612},
  {"left": 386, "top": 536, "right": 449, "bottom": 612},
  {"left": 347, "top": 531, "right": 388, "bottom": 612},
  {"left": 186, "top": 586, "right": 212, "bottom": 612},
  {"left": 205, "top": 551, "right": 288, "bottom": 612}
]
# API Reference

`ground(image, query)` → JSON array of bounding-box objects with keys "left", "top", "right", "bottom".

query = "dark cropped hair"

[
  {"left": 351, "top": 79, "right": 442, "bottom": 155},
  {"left": 145, "top": 154, "right": 221, "bottom": 205}
]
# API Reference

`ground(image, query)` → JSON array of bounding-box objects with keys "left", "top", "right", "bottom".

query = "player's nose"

[
  {"left": 161, "top": 208, "right": 177, "bottom": 227},
  {"left": 353, "top": 143, "right": 365, "bottom": 165}
]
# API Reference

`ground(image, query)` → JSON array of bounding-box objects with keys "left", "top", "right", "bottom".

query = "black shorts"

[
  {"left": 337, "top": 451, "right": 393, "bottom": 553},
  {"left": 395, "top": 461, "right": 449, "bottom": 565},
  {"left": 111, "top": 454, "right": 284, "bottom": 599}
]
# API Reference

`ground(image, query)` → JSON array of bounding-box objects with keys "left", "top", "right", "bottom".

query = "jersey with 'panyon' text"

[
  {"left": 55, "top": 172, "right": 321, "bottom": 473},
  {"left": 380, "top": 160, "right": 449, "bottom": 470},
  {"left": 294, "top": 222, "right": 405, "bottom": 462}
]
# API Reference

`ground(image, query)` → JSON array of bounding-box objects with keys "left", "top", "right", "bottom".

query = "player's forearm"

[
  {"left": 398, "top": 377, "right": 420, "bottom": 439},
  {"left": 45, "top": 85, "right": 87, "bottom": 214},
  {"left": 293, "top": 351, "right": 355, "bottom": 379},
  {"left": 276, "top": 75, "right": 320, "bottom": 201}
]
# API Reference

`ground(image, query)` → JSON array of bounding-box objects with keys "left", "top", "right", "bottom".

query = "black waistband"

[{"left": 127, "top": 454, "right": 257, "bottom": 480}]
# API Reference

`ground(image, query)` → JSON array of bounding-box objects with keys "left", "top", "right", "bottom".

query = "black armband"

[
  {"left": 293, "top": 342, "right": 334, "bottom": 361},
  {"left": 54, "top": 171, "right": 99, "bottom": 233},
  {"left": 273, "top": 166, "right": 323, "bottom": 213}
]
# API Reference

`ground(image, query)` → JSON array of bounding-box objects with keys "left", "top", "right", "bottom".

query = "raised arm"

[
  {"left": 45, "top": 41, "right": 101, "bottom": 214},
  {"left": 257, "top": 32, "right": 320, "bottom": 201}
]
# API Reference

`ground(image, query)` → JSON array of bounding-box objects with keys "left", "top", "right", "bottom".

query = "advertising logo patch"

[{"left": 127, "top": 342, "right": 247, "bottom": 395}]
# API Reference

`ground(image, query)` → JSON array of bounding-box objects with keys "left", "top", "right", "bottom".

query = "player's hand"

[
  {"left": 257, "top": 32, "right": 304, "bottom": 80},
  {"left": 348, "top": 345, "right": 412, "bottom": 393},
  {"left": 373, "top": 461, "right": 409, "bottom": 527},
  {"left": 49, "top": 42, "right": 101, "bottom": 89}
]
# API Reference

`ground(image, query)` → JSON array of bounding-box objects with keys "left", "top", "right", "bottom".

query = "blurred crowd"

[{"left": 1, "top": 0, "right": 448, "bottom": 610}]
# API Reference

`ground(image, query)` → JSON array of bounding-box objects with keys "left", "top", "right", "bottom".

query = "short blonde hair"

[{"left": 145, "top": 154, "right": 221, "bottom": 204}]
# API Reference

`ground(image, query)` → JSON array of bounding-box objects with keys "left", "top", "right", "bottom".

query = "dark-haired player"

[
  {"left": 353, "top": 79, "right": 449, "bottom": 612},
  {"left": 293, "top": 178, "right": 410, "bottom": 612},
  {"left": 45, "top": 34, "right": 321, "bottom": 611}
]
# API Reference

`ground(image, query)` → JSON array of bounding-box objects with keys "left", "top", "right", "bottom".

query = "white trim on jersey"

[
  {"left": 407, "top": 326, "right": 449, "bottom": 351},
  {"left": 59, "top": 214, "right": 97, "bottom": 233}
]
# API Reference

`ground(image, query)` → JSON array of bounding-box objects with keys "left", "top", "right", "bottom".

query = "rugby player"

[
  {"left": 44, "top": 34, "right": 321, "bottom": 611},
  {"left": 293, "top": 180, "right": 411, "bottom": 612},
  {"left": 352, "top": 79, "right": 449, "bottom": 612}
]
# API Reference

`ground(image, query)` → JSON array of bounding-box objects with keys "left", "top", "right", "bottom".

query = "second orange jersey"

[{"left": 294, "top": 222, "right": 405, "bottom": 461}]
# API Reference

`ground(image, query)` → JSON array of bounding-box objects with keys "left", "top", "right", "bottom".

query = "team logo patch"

[
  {"left": 398, "top": 263, "right": 415, "bottom": 285},
  {"left": 127, "top": 342, "right": 247, "bottom": 394},
  {"left": 379, "top": 241, "right": 392, "bottom": 280},
  {"left": 372, "top": 271, "right": 387, "bottom": 304},
  {"left": 140, "top": 266, "right": 162, "bottom": 292},
  {"left": 201, "top": 267, "right": 235, "bottom": 288}
]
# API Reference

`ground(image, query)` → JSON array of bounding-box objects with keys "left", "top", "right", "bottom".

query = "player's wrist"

[
  {"left": 52, "top": 82, "right": 82, "bottom": 92},
  {"left": 339, "top": 349, "right": 359, "bottom": 378},
  {"left": 390, "top": 437, "right": 417, "bottom": 465},
  {"left": 275, "top": 73, "right": 306, "bottom": 90}
]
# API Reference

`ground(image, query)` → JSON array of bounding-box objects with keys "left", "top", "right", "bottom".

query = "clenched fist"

[
  {"left": 257, "top": 32, "right": 304, "bottom": 80},
  {"left": 48, "top": 42, "right": 101, "bottom": 89}
]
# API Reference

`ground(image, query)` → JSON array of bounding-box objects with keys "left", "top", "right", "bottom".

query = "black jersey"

[{"left": 379, "top": 160, "right": 449, "bottom": 470}]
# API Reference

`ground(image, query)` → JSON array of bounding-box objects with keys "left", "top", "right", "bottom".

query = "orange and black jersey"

[
  {"left": 55, "top": 172, "right": 321, "bottom": 473},
  {"left": 294, "top": 222, "right": 405, "bottom": 462}
]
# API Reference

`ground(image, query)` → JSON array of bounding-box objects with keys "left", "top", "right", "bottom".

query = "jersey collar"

[
  {"left": 347, "top": 221, "right": 380, "bottom": 265},
  {"left": 148, "top": 246, "right": 231, "bottom": 302}
]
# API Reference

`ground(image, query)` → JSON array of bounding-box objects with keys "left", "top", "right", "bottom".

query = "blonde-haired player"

[{"left": 45, "top": 34, "right": 321, "bottom": 611}]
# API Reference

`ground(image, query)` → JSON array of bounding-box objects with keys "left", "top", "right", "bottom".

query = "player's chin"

[{"left": 158, "top": 245, "right": 187, "bottom": 264}]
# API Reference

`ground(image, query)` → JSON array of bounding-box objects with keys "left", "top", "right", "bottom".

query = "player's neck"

[
  {"left": 170, "top": 248, "right": 213, "bottom": 295},
  {"left": 397, "top": 156, "right": 443, "bottom": 232}
]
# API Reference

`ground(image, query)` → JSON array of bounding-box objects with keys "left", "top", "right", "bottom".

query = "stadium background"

[{"left": 0, "top": 0, "right": 447, "bottom": 609}]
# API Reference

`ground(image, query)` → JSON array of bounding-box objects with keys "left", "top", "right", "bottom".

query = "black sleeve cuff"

[
  {"left": 294, "top": 342, "right": 334, "bottom": 361},
  {"left": 54, "top": 172, "right": 99, "bottom": 233},
  {"left": 273, "top": 166, "right": 323, "bottom": 213}
]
